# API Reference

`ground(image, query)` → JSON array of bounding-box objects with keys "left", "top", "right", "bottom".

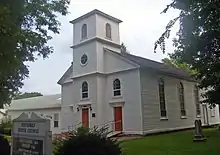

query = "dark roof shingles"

[{"left": 106, "top": 48, "right": 195, "bottom": 81}]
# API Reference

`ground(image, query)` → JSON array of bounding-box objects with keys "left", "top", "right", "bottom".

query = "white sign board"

[{"left": 11, "top": 112, "right": 52, "bottom": 155}]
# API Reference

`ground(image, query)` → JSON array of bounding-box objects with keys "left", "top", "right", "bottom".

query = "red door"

[
  {"left": 114, "top": 107, "right": 123, "bottom": 131},
  {"left": 82, "top": 108, "right": 89, "bottom": 128}
]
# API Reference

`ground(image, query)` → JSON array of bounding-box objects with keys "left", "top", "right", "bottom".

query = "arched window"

[
  {"left": 194, "top": 85, "right": 201, "bottom": 116},
  {"left": 158, "top": 78, "right": 167, "bottom": 117},
  {"left": 106, "top": 23, "right": 111, "bottom": 39},
  {"left": 82, "top": 81, "right": 88, "bottom": 99},
  {"left": 178, "top": 82, "right": 186, "bottom": 116},
  {"left": 113, "top": 79, "right": 121, "bottom": 96},
  {"left": 81, "top": 24, "right": 87, "bottom": 40}
]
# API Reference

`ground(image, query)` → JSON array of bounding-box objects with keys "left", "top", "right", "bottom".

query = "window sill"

[
  {"left": 112, "top": 95, "right": 123, "bottom": 99},
  {"left": 180, "top": 116, "right": 187, "bottom": 119},
  {"left": 80, "top": 98, "right": 90, "bottom": 101},
  {"left": 160, "top": 117, "right": 168, "bottom": 120},
  {"left": 196, "top": 115, "right": 201, "bottom": 118}
]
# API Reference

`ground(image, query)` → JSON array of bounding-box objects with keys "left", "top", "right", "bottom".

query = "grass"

[{"left": 121, "top": 128, "right": 220, "bottom": 155}]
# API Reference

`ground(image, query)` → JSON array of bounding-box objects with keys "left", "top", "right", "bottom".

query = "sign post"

[{"left": 11, "top": 112, "right": 52, "bottom": 155}]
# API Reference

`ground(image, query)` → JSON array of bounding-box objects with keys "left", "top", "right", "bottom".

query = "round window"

[{"left": 81, "top": 54, "right": 88, "bottom": 65}]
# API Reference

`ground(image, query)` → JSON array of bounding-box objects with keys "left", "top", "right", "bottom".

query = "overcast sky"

[{"left": 21, "top": 0, "right": 180, "bottom": 95}]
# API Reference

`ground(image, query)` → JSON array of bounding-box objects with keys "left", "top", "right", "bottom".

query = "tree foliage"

[
  {"left": 155, "top": 0, "right": 220, "bottom": 106},
  {"left": 162, "top": 57, "right": 197, "bottom": 74},
  {"left": 14, "top": 92, "right": 43, "bottom": 100},
  {"left": 0, "top": 0, "right": 70, "bottom": 108}
]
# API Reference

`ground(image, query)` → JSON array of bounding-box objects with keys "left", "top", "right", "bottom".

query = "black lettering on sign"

[
  {"left": 21, "top": 123, "right": 36, "bottom": 128},
  {"left": 27, "top": 129, "right": 39, "bottom": 134},
  {"left": 12, "top": 137, "right": 43, "bottom": 155},
  {"left": 18, "top": 128, "right": 26, "bottom": 133}
]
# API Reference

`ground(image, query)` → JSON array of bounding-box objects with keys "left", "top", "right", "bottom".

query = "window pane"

[
  {"left": 181, "top": 110, "right": 186, "bottom": 116},
  {"left": 82, "top": 92, "right": 88, "bottom": 98},
  {"left": 82, "top": 82, "right": 88, "bottom": 92},
  {"left": 159, "top": 78, "right": 166, "bottom": 117},
  {"left": 82, "top": 24, "right": 87, "bottom": 39},
  {"left": 81, "top": 54, "right": 88, "bottom": 65},
  {"left": 113, "top": 79, "right": 121, "bottom": 90},
  {"left": 194, "top": 85, "right": 201, "bottom": 116},
  {"left": 179, "top": 82, "right": 186, "bottom": 116},
  {"left": 114, "top": 90, "right": 121, "bottom": 96},
  {"left": 54, "top": 121, "right": 59, "bottom": 128},
  {"left": 161, "top": 110, "right": 167, "bottom": 117},
  {"left": 106, "top": 23, "right": 111, "bottom": 39}
]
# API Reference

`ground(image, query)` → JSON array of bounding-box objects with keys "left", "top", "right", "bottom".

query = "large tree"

[
  {"left": 162, "top": 57, "right": 197, "bottom": 74},
  {"left": 0, "top": 0, "right": 69, "bottom": 108},
  {"left": 155, "top": 0, "right": 220, "bottom": 106}
]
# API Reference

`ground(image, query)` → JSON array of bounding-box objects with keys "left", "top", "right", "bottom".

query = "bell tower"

[{"left": 70, "top": 9, "right": 122, "bottom": 76}]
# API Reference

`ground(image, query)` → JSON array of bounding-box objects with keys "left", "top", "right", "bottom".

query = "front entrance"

[
  {"left": 114, "top": 107, "right": 123, "bottom": 131},
  {"left": 82, "top": 108, "right": 89, "bottom": 128}
]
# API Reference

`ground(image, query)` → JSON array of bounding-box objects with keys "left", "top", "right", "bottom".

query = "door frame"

[
  {"left": 113, "top": 106, "right": 123, "bottom": 132},
  {"left": 81, "top": 107, "right": 90, "bottom": 128}
]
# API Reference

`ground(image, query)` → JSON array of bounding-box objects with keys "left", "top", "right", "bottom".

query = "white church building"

[
  {"left": 57, "top": 9, "right": 220, "bottom": 135},
  {"left": 6, "top": 10, "right": 220, "bottom": 135}
]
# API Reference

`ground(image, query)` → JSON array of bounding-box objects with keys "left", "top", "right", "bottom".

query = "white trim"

[
  {"left": 69, "top": 9, "right": 122, "bottom": 24},
  {"left": 158, "top": 77, "right": 168, "bottom": 119},
  {"left": 81, "top": 106, "right": 91, "bottom": 128},
  {"left": 180, "top": 116, "right": 187, "bottom": 119},
  {"left": 7, "top": 106, "right": 61, "bottom": 111},
  {"left": 76, "top": 101, "right": 93, "bottom": 106},
  {"left": 53, "top": 113, "right": 59, "bottom": 128},
  {"left": 71, "top": 68, "right": 138, "bottom": 79},
  {"left": 112, "top": 78, "right": 122, "bottom": 98},
  {"left": 196, "top": 115, "right": 201, "bottom": 118},
  {"left": 177, "top": 81, "right": 187, "bottom": 117},
  {"left": 71, "top": 37, "right": 121, "bottom": 49},
  {"left": 160, "top": 117, "right": 168, "bottom": 120},
  {"left": 109, "top": 100, "right": 125, "bottom": 107}
]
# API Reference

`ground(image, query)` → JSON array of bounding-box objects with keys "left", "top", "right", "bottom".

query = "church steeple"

[{"left": 70, "top": 9, "right": 122, "bottom": 48}]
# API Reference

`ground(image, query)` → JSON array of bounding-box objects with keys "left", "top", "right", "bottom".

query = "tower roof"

[{"left": 70, "top": 9, "right": 122, "bottom": 24}]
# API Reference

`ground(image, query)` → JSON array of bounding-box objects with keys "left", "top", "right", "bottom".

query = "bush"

[
  {"left": 0, "top": 135, "right": 10, "bottom": 155},
  {"left": 0, "top": 120, "right": 12, "bottom": 136},
  {"left": 53, "top": 126, "right": 122, "bottom": 155}
]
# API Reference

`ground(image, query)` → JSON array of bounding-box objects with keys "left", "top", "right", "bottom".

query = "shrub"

[
  {"left": 0, "top": 120, "right": 12, "bottom": 136},
  {"left": 0, "top": 135, "right": 10, "bottom": 155},
  {"left": 53, "top": 126, "right": 122, "bottom": 155}
]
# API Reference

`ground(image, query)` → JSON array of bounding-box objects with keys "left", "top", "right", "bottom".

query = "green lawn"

[{"left": 121, "top": 128, "right": 220, "bottom": 155}]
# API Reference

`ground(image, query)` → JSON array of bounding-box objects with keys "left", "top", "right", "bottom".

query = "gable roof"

[
  {"left": 7, "top": 94, "right": 61, "bottom": 111},
  {"left": 70, "top": 9, "right": 122, "bottom": 24},
  {"left": 57, "top": 65, "right": 73, "bottom": 85},
  {"left": 104, "top": 48, "right": 195, "bottom": 81}
]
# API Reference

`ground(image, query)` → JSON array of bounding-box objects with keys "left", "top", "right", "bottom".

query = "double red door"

[
  {"left": 82, "top": 108, "right": 89, "bottom": 128},
  {"left": 114, "top": 107, "right": 123, "bottom": 131}
]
